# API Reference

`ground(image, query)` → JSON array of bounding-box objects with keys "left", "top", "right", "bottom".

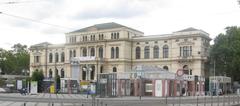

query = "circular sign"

[{"left": 176, "top": 69, "right": 184, "bottom": 77}]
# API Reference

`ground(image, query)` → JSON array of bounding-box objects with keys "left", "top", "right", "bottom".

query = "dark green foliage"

[
  {"left": 55, "top": 75, "right": 60, "bottom": 91},
  {"left": 0, "top": 43, "right": 29, "bottom": 75},
  {"left": 210, "top": 26, "right": 240, "bottom": 81},
  {"left": 31, "top": 70, "right": 44, "bottom": 92}
]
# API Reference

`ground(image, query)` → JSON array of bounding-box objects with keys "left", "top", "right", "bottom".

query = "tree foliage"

[
  {"left": 0, "top": 43, "right": 29, "bottom": 74},
  {"left": 31, "top": 70, "right": 44, "bottom": 92},
  {"left": 210, "top": 26, "right": 240, "bottom": 81}
]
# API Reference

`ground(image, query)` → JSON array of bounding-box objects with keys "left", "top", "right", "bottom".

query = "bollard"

[
  {"left": 23, "top": 102, "right": 26, "bottom": 106},
  {"left": 101, "top": 101, "right": 103, "bottom": 106},
  {"left": 204, "top": 96, "right": 206, "bottom": 106},
  {"left": 172, "top": 97, "right": 175, "bottom": 106},
  {"left": 238, "top": 95, "right": 240, "bottom": 104},
  {"left": 228, "top": 94, "right": 230, "bottom": 105},
  {"left": 178, "top": 96, "right": 181, "bottom": 106},
  {"left": 165, "top": 96, "right": 168, "bottom": 104},
  {"left": 97, "top": 99, "right": 99, "bottom": 106},
  {"left": 196, "top": 96, "right": 198, "bottom": 106},
  {"left": 52, "top": 102, "right": 54, "bottom": 106},
  {"left": 223, "top": 95, "right": 225, "bottom": 106},
  {"left": 233, "top": 95, "right": 235, "bottom": 104},
  {"left": 211, "top": 95, "right": 213, "bottom": 106},
  {"left": 82, "top": 104, "right": 84, "bottom": 106},
  {"left": 105, "top": 104, "right": 107, "bottom": 106}
]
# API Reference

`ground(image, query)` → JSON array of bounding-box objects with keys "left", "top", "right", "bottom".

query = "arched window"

[
  {"left": 99, "top": 47, "right": 103, "bottom": 58},
  {"left": 60, "top": 68, "right": 64, "bottom": 78},
  {"left": 93, "top": 35, "right": 95, "bottom": 41},
  {"left": 163, "top": 45, "right": 169, "bottom": 58},
  {"left": 144, "top": 46, "right": 150, "bottom": 59},
  {"left": 55, "top": 52, "right": 59, "bottom": 62},
  {"left": 49, "top": 53, "right": 53, "bottom": 63},
  {"left": 69, "top": 50, "right": 72, "bottom": 59},
  {"left": 111, "top": 47, "right": 115, "bottom": 59},
  {"left": 49, "top": 69, "right": 53, "bottom": 78},
  {"left": 153, "top": 46, "right": 159, "bottom": 58},
  {"left": 113, "top": 67, "right": 117, "bottom": 72},
  {"left": 116, "top": 32, "right": 119, "bottom": 39},
  {"left": 55, "top": 68, "right": 58, "bottom": 76},
  {"left": 73, "top": 50, "right": 76, "bottom": 57},
  {"left": 90, "top": 48, "right": 95, "bottom": 56},
  {"left": 183, "top": 65, "right": 190, "bottom": 75},
  {"left": 114, "top": 33, "right": 116, "bottom": 39},
  {"left": 116, "top": 47, "right": 119, "bottom": 58},
  {"left": 163, "top": 66, "right": 169, "bottom": 71},
  {"left": 111, "top": 33, "right": 113, "bottom": 39},
  {"left": 136, "top": 47, "right": 141, "bottom": 59},
  {"left": 100, "top": 66, "right": 103, "bottom": 73},
  {"left": 82, "top": 48, "right": 87, "bottom": 57},
  {"left": 61, "top": 52, "right": 65, "bottom": 62},
  {"left": 91, "top": 66, "right": 95, "bottom": 80}
]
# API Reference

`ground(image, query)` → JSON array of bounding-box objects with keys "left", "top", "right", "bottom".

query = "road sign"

[{"left": 176, "top": 69, "right": 184, "bottom": 77}]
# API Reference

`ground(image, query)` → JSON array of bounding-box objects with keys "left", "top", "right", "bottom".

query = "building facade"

[{"left": 29, "top": 22, "right": 211, "bottom": 81}]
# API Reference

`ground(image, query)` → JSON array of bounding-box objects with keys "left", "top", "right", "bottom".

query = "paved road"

[{"left": 0, "top": 93, "right": 239, "bottom": 106}]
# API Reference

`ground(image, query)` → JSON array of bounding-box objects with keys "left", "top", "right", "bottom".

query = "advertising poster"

[
  {"left": 30, "top": 81, "right": 38, "bottom": 94},
  {"left": 155, "top": 80, "right": 162, "bottom": 97},
  {"left": 90, "top": 84, "right": 96, "bottom": 94},
  {"left": 50, "top": 84, "right": 55, "bottom": 94},
  {"left": 17, "top": 80, "right": 22, "bottom": 90}
]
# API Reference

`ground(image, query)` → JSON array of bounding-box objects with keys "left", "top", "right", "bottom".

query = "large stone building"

[{"left": 29, "top": 22, "right": 211, "bottom": 81}]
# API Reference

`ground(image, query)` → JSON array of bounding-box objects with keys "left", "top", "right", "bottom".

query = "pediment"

[{"left": 33, "top": 52, "right": 41, "bottom": 56}]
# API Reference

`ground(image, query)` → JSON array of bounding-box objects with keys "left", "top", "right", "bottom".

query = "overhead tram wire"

[
  {"left": 0, "top": 0, "right": 47, "bottom": 5},
  {"left": 0, "top": 12, "right": 74, "bottom": 30}
]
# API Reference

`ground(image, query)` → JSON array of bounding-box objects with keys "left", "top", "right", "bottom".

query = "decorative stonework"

[{"left": 178, "top": 41, "right": 195, "bottom": 46}]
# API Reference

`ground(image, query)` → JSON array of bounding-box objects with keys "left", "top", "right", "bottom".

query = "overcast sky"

[{"left": 0, "top": 0, "right": 239, "bottom": 50}]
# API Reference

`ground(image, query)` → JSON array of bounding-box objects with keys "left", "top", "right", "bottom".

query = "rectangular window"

[
  {"left": 34, "top": 56, "right": 40, "bottom": 63},
  {"left": 181, "top": 46, "right": 192, "bottom": 57},
  {"left": 145, "top": 83, "right": 152, "bottom": 92}
]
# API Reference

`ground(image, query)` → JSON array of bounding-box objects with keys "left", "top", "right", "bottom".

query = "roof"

[
  {"left": 30, "top": 42, "right": 51, "bottom": 48},
  {"left": 176, "top": 27, "right": 199, "bottom": 32},
  {"left": 69, "top": 22, "right": 143, "bottom": 33}
]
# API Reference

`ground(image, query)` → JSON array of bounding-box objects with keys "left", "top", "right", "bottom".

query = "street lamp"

[
  {"left": 83, "top": 65, "right": 92, "bottom": 98},
  {"left": 22, "top": 69, "right": 29, "bottom": 94}
]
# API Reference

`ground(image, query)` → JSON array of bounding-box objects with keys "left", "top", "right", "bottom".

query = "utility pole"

[{"left": 213, "top": 60, "right": 216, "bottom": 95}]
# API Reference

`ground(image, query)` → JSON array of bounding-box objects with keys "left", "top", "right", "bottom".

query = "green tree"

[
  {"left": 210, "top": 26, "right": 240, "bottom": 81},
  {"left": 55, "top": 75, "right": 60, "bottom": 93},
  {"left": 0, "top": 43, "right": 29, "bottom": 75},
  {"left": 31, "top": 70, "right": 44, "bottom": 92}
]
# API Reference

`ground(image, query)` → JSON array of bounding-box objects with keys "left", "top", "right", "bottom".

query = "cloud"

[{"left": 72, "top": 0, "right": 160, "bottom": 19}]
